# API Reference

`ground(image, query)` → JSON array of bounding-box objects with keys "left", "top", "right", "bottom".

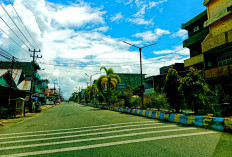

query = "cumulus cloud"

[
  {"left": 0, "top": 0, "right": 186, "bottom": 99},
  {"left": 134, "top": 28, "right": 170, "bottom": 41},
  {"left": 171, "top": 29, "right": 188, "bottom": 40},
  {"left": 49, "top": 3, "right": 105, "bottom": 28}
]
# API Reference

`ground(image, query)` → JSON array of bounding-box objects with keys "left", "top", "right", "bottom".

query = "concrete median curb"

[{"left": 81, "top": 103, "right": 232, "bottom": 133}]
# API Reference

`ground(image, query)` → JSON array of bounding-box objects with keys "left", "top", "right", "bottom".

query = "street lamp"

[
  {"left": 85, "top": 73, "right": 99, "bottom": 85},
  {"left": 122, "top": 41, "right": 157, "bottom": 108}
]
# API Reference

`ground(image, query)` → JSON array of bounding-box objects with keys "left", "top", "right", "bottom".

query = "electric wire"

[
  {"left": 0, "top": 3, "right": 36, "bottom": 50},
  {"left": 0, "top": 16, "right": 31, "bottom": 50},
  {"left": 7, "top": 0, "right": 40, "bottom": 50},
  {"left": 0, "top": 47, "right": 17, "bottom": 61},
  {"left": 0, "top": 27, "right": 29, "bottom": 54}
]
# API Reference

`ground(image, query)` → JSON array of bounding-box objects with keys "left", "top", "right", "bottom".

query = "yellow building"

[{"left": 202, "top": 0, "right": 232, "bottom": 79}]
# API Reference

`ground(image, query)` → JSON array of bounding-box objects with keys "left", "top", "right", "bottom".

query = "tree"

[
  {"left": 163, "top": 68, "right": 182, "bottom": 113},
  {"left": 179, "top": 67, "right": 212, "bottom": 114},
  {"left": 151, "top": 93, "right": 168, "bottom": 111},
  {"left": 121, "top": 85, "right": 134, "bottom": 108},
  {"left": 69, "top": 92, "right": 78, "bottom": 102},
  {"left": 84, "top": 84, "right": 99, "bottom": 101},
  {"left": 96, "top": 67, "right": 121, "bottom": 105}
]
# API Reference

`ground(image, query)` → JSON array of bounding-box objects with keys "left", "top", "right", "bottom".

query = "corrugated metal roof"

[
  {"left": 0, "top": 69, "right": 8, "bottom": 77},
  {"left": 12, "top": 69, "right": 22, "bottom": 85},
  {"left": 17, "top": 80, "right": 31, "bottom": 91}
]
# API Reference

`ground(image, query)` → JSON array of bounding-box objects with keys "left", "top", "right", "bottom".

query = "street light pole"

[
  {"left": 85, "top": 73, "right": 99, "bottom": 85},
  {"left": 123, "top": 41, "right": 157, "bottom": 108}
]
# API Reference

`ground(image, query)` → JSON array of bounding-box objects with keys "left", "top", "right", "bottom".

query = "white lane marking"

[
  {"left": 0, "top": 122, "right": 162, "bottom": 140},
  {"left": 0, "top": 128, "right": 197, "bottom": 151},
  {"left": 0, "top": 124, "right": 176, "bottom": 144},
  {"left": 0, "top": 121, "right": 155, "bottom": 137},
  {"left": 1, "top": 131, "right": 217, "bottom": 157}
]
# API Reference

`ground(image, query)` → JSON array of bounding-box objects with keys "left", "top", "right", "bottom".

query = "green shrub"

[
  {"left": 115, "top": 100, "right": 124, "bottom": 107},
  {"left": 91, "top": 99, "right": 99, "bottom": 105},
  {"left": 130, "top": 97, "right": 141, "bottom": 108},
  {"left": 144, "top": 96, "right": 152, "bottom": 108},
  {"left": 151, "top": 93, "right": 168, "bottom": 110}
]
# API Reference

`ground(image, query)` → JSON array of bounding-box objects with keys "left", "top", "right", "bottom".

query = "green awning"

[{"left": 0, "top": 76, "right": 8, "bottom": 87}]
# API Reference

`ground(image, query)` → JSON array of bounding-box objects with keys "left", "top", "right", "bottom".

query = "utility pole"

[
  {"left": 122, "top": 41, "right": 157, "bottom": 108},
  {"left": 8, "top": 56, "right": 15, "bottom": 107},
  {"left": 29, "top": 49, "right": 42, "bottom": 94},
  {"left": 52, "top": 79, "right": 58, "bottom": 94}
]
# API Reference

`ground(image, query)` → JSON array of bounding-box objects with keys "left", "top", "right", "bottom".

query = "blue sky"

[
  {"left": 47, "top": 0, "right": 205, "bottom": 59},
  {"left": 0, "top": 0, "right": 207, "bottom": 98}
]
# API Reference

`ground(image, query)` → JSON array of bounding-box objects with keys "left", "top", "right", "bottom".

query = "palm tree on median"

[
  {"left": 96, "top": 66, "right": 121, "bottom": 106},
  {"left": 84, "top": 84, "right": 99, "bottom": 101}
]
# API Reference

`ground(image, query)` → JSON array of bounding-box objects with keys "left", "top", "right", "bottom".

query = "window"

[
  {"left": 193, "top": 26, "right": 199, "bottom": 32},
  {"left": 227, "top": 5, "right": 232, "bottom": 12},
  {"left": 217, "top": 55, "right": 232, "bottom": 67}
]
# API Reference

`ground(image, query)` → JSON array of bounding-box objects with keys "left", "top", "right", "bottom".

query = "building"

[
  {"left": 0, "top": 61, "right": 42, "bottom": 91},
  {"left": 160, "top": 63, "right": 185, "bottom": 75},
  {"left": 0, "top": 69, "right": 27, "bottom": 107},
  {"left": 201, "top": 0, "right": 232, "bottom": 77},
  {"left": 200, "top": 0, "right": 232, "bottom": 98},
  {"left": 115, "top": 73, "right": 146, "bottom": 91},
  {"left": 182, "top": 10, "right": 209, "bottom": 70},
  {"left": 145, "top": 63, "right": 187, "bottom": 93}
]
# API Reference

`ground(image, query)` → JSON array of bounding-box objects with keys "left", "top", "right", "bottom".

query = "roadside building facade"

[
  {"left": 201, "top": 0, "right": 232, "bottom": 78},
  {"left": 115, "top": 73, "right": 146, "bottom": 91},
  {"left": 145, "top": 63, "right": 186, "bottom": 94},
  {"left": 182, "top": 10, "right": 209, "bottom": 70}
]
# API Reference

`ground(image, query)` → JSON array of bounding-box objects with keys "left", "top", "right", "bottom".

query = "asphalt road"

[{"left": 0, "top": 102, "right": 232, "bottom": 157}]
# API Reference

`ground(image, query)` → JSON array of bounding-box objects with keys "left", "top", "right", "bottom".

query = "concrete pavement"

[{"left": 0, "top": 102, "right": 231, "bottom": 156}]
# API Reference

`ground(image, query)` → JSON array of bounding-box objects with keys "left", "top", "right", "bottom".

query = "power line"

[
  {"left": 7, "top": 0, "right": 40, "bottom": 50},
  {"left": 0, "top": 47, "right": 14, "bottom": 58},
  {"left": 0, "top": 27, "right": 29, "bottom": 54},
  {"left": 0, "top": 3, "right": 36, "bottom": 49},
  {"left": 0, "top": 16, "right": 31, "bottom": 50}
]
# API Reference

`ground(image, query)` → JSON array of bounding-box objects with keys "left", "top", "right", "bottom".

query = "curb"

[{"left": 81, "top": 103, "right": 232, "bottom": 133}]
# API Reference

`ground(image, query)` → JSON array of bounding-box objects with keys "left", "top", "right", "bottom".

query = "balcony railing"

[
  {"left": 184, "top": 54, "right": 203, "bottom": 67},
  {"left": 205, "top": 64, "right": 232, "bottom": 79},
  {"left": 202, "top": 29, "right": 232, "bottom": 53},
  {"left": 183, "top": 28, "right": 209, "bottom": 48}
]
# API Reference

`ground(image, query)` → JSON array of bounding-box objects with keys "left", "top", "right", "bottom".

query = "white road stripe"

[
  {"left": 0, "top": 125, "right": 177, "bottom": 144},
  {"left": 0, "top": 122, "right": 162, "bottom": 140},
  {"left": 1, "top": 131, "right": 217, "bottom": 157},
  {"left": 0, "top": 120, "right": 155, "bottom": 137},
  {"left": 0, "top": 128, "right": 197, "bottom": 151}
]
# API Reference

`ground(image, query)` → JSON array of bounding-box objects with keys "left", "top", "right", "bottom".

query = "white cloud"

[
  {"left": 94, "top": 26, "right": 109, "bottom": 32},
  {"left": 153, "top": 45, "right": 190, "bottom": 56},
  {"left": 110, "top": 12, "right": 123, "bottom": 22},
  {"left": 49, "top": 2, "right": 105, "bottom": 28},
  {"left": 128, "top": 18, "right": 152, "bottom": 25},
  {"left": 171, "top": 29, "right": 188, "bottom": 40},
  {"left": 127, "top": 0, "right": 168, "bottom": 25},
  {"left": 0, "top": 0, "right": 186, "bottom": 99},
  {"left": 134, "top": 28, "right": 170, "bottom": 41}
]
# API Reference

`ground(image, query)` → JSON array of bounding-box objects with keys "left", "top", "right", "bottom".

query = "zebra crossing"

[{"left": 0, "top": 120, "right": 217, "bottom": 157}]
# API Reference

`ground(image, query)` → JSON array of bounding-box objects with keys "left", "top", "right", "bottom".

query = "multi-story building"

[
  {"left": 145, "top": 63, "right": 186, "bottom": 93},
  {"left": 182, "top": 10, "right": 209, "bottom": 70},
  {"left": 160, "top": 63, "right": 185, "bottom": 74},
  {"left": 201, "top": 0, "right": 232, "bottom": 82},
  {"left": 115, "top": 73, "right": 146, "bottom": 91}
]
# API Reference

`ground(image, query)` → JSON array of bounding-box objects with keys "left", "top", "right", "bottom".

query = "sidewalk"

[{"left": 0, "top": 105, "right": 54, "bottom": 129}]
